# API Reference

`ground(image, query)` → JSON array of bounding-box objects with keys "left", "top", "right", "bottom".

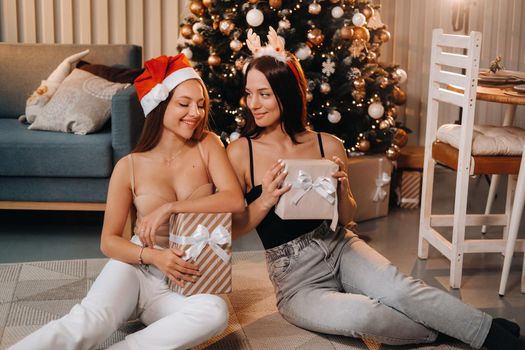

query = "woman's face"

[
  {"left": 245, "top": 68, "right": 281, "bottom": 128},
  {"left": 163, "top": 79, "right": 206, "bottom": 139}
]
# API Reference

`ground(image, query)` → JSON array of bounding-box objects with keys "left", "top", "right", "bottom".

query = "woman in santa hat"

[{"left": 10, "top": 54, "right": 244, "bottom": 350}]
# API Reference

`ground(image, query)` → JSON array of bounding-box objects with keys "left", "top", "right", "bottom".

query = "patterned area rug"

[{"left": 0, "top": 251, "right": 471, "bottom": 349}]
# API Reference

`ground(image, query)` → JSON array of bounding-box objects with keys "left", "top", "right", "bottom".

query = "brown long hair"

[
  {"left": 242, "top": 54, "right": 308, "bottom": 144},
  {"left": 133, "top": 79, "right": 210, "bottom": 153}
]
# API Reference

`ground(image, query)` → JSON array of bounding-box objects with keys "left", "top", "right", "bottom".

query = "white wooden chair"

[{"left": 418, "top": 28, "right": 525, "bottom": 295}]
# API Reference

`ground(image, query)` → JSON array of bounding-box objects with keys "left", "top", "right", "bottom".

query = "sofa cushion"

[
  {"left": 0, "top": 119, "right": 113, "bottom": 177},
  {"left": 29, "top": 69, "right": 129, "bottom": 135}
]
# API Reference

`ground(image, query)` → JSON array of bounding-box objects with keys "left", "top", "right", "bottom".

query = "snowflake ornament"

[
  {"left": 322, "top": 58, "right": 336, "bottom": 76},
  {"left": 347, "top": 67, "right": 362, "bottom": 80},
  {"left": 349, "top": 40, "right": 366, "bottom": 58}
]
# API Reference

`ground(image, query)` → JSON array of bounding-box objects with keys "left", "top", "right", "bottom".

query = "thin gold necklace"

[{"left": 152, "top": 142, "right": 188, "bottom": 166}]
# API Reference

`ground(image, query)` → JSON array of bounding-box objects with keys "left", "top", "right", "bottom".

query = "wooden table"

[{"left": 476, "top": 84, "right": 525, "bottom": 126}]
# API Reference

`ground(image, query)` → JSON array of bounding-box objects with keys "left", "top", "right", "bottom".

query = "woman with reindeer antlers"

[{"left": 227, "top": 27, "right": 524, "bottom": 350}]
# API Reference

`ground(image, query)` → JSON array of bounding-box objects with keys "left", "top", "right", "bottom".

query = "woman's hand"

[
  {"left": 152, "top": 248, "right": 201, "bottom": 287},
  {"left": 260, "top": 160, "right": 292, "bottom": 210},
  {"left": 135, "top": 203, "right": 172, "bottom": 247},
  {"left": 331, "top": 156, "right": 351, "bottom": 195}
]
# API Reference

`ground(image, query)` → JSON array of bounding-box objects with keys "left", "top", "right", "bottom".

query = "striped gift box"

[
  {"left": 168, "top": 212, "right": 232, "bottom": 295},
  {"left": 399, "top": 171, "right": 422, "bottom": 209}
]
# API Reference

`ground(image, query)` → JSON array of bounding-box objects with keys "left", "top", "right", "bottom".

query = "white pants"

[{"left": 9, "top": 259, "right": 228, "bottom": 350}]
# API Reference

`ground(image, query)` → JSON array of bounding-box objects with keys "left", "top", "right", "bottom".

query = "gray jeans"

[{"left": 265, "top": 221, "right": 491, "bottom": 348}]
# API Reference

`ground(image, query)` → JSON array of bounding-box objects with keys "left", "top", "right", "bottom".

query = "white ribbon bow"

[
  {"left": 373, "top": 172, "right": 391, "bottom": 202},
  {"left": 151, "top": 83, "right": 170, "bottom": 104},
  {"left": 292, "top": 170, "right": 336, "bottom": 205},
  {"left": 170, "top": 224, "right": 231, "bottom": 263}
]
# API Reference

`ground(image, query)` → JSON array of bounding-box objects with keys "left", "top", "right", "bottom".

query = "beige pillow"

[
  {"left": 20, "top": 49, "right": 90, "bottom": 124},
  {"left": 29, "top": 69, "right": 129, "bottom": 135}
]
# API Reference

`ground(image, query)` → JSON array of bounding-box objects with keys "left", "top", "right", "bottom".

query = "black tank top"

[{"left": 245, "top": 133, "right": 326, "bottom": 249}]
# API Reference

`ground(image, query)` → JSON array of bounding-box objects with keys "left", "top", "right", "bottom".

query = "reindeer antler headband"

[{"left": 245, "top": 27, "right": 301, "bottom": 82}]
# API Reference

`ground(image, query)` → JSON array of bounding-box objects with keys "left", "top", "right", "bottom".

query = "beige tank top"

[{"left": 128, "top": 142, "right": 214, "bottom": 248}]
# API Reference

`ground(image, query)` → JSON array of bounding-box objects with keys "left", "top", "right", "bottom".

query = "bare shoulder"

[
  {"left": 200, "top": 131, "right": 224, "bottom": 150},
  {"left": 110, "top": 155, "right": 132, "bottom": 186},
  {"left": 226, "top": 137, "right": 249, "bottom": 161},
  {"left": 319, "top": 132, "right": 345, "bottom": 154}
]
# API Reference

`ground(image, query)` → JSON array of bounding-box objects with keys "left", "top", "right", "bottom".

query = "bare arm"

[
  {"left": 321, "top": 133, "right": 357, "bottom": 226},
  {"left": 227, "top": 138, "right": 290, "bottom": 239}
]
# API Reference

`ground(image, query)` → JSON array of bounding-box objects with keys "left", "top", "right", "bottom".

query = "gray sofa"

[{"left": 0, "top": 43, "right": 144, "bottom": 212}]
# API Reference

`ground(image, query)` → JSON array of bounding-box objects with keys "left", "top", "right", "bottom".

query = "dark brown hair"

[
  {"left": 133, "top": 79, "right": 210, "bottom": 153},
  {"left": 242, "top": 54, "right": 308, "bottom": 144}
]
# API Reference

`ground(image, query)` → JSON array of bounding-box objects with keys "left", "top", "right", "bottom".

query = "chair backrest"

[{"left": 424, "top": 29, "right": 482, "bottom": 171}]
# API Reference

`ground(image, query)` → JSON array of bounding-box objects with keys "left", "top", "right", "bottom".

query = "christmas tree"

[{"left": 178, "top": 0, "right": 409, "bottom": 159}]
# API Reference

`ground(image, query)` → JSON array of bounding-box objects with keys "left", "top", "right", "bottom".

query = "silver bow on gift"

[
  {"left": 170, "top": 224, "right": 231, "bottom": 263},
  {"left": 373, "top": 172, "right": 391, "bottom": 202},
  {"left": 292, "top": 170, "right": 336, "bottom": 205}
]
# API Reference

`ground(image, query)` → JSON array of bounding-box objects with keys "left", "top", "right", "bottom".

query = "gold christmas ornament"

[
  {"left": 362, "top": 5, "right": 375, "bottom": 19},
  {"left": 208, "top": 53, "right": 221, "bottom": 66},
  {"left": 357, "top": 139, "right": 370, "bottom": 152},
  {"left": 352, "top": 89, "right": 366, "bottom": 102},
  {"left": 307, "top": 28, "right": 325, "bottom": 46},
  {"left": 269, "top": 0, "right": 282, "bottom": 8},
  {"left": 306, "top": 91, "right": 313, "bottom": 102},
  {"left": 353, "top": 77, "right": 365, "bottom": 90},
  {"left": 230, "top": 39, "right": 243, "bottom": 52},
  {"left": 329, "top": 0, "right": 340, "bottom": 3},
  {"left": 379, "top": 119, "right": 390, "bottom": 130},
  {"left": 248, "top": 0, "right": 259, "bottom": 3},
  {"left": 308, "top": 2, "right": 322, "bottom": 15},
  {"left": 219, "top": 19, "right": 235, "bottom": 36},
  {"left": 320, "top": 82, "right": 331, "bottom": 94},
  {"left": 180, "top": 24, "right": 193, "bottom": 39},
  {"left": 340, "top": 26, "right": 354, "bottom": 40},
  {"left": 366, "top": 51, "right": 377, "bottom": 62},
  {"left": 378, "top": 29, "right": 391, "bottom": 43},
  {"left": 189, "top": 1, "right": 205, "bottom": 16},
  {"left": 393, "top": 86, "right": 407, "bottom": 105},
  {"left": 386, "top": 106, "right": 397, "bottom": 119},
  {"left": 235, "top": 57, "right": 246, "bottom": 70},
  {"left": 393, "top": 128, "right": 408, "bottom": 147},
  {"left": 386, "top": 145, "right": 400, "bottom": 161},
  {"left": 376, "top": 76, "right": 389, "bottom": 89},
  {"left": 352, "top": 26, "right": 370, "bottom": 42},
  {"left": 202, "top": 0, "right": 214, "bottom": 7},
  {"left": 192, "top": 33, "right": 204, "bottom": 45}
]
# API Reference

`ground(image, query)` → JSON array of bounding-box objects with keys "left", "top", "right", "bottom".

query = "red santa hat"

[{"left": 134, "top": 54, "right": 201, "bottom": 117}]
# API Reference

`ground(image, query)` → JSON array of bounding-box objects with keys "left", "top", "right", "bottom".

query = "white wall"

[{"left": 1, "top": 0, "right": 523, "bottom": 144}]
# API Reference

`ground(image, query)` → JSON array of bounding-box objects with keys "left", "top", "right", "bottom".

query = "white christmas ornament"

[
  {"left": 230, "top": 131, "right": 241, "bottom": 141},
  {"left": 396, "top": 68, "right": 407, "bottom": 84},
  {"left": 352, "top": 12, "right": 367, "bottom": 27},
  {"left": 368, "top": 102, "right": 385, "bottom": 119},
  {"left": 295, "top": 44, "right": 312, "bottom": 60},
  {"left": 279, "top": 18, "right": 291, "bottom": 30},
  {"left": 328, "top": 109, "right": 342, "bottom": 124},
  {"left": 192, "top": 22, "right": 205, "bottom": 33},
  {"left": 246, "top": 8, "right": 264, "bottom": 27},
  {"left": 181, "top": 47, "right": 193, "bottom": 59},
  {"left": 230, "top": 39, "right": 243, "bottom": 52},
  {"left": 331, "top": 6, "right": 344, "bottom": 18}
]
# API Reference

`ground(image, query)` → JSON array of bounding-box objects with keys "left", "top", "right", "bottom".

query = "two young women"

[{"left": 12, "top": 46, "right": 523, "bottom": 349}]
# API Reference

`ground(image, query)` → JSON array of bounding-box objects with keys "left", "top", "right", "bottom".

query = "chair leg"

[
  {"left": 482, "top": 174, "right": 500, "bottom": 234},
  {"left": 521, "top": 253, "right": 525, "bottom": 293},
  {"left": 499, "top": 157, "right": 525, "bottom": 296},
  {"left": 418, "top": 160, "right": 435, "bottom": 260}
]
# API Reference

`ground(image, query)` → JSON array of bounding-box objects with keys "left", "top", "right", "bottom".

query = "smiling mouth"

[
  {"left": 253, "top": 112, "right": 266, "bottom": 119},
  {"left": 181, "top": 119, "right": 199, "bottom": 127}
]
